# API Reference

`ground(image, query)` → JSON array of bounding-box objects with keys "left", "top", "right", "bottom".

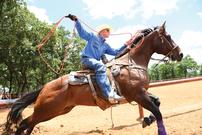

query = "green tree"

[
  {"left": 149, "top": 64, "right": 160, "bottom": 81},
  {"left": 158, "top": 63, "right": 176, "bottom": 80},
  {"left": 64, "top": 37, "right": 85, "bottom": 72},
  {"left": 199, "top": 64, "right": 202, "bottom": 75},
  {"left": 175, "top": 55, "right": 198, "bottom": 77},
  {"left": 0, "top": 0, "right": 85, "bottom": 95},
  {"left": 149, "top": 55, "right": 200, "bottom": 82},
  {"left": 0, "top": 0, "right": 26, "bottom": 94}
]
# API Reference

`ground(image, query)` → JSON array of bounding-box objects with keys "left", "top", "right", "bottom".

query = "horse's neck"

[
  {"left": 130, "top": 38, "right": 154, "bottom": 68},
  {"left": 113, "top": 33, "right": 155, "bottom": 68}
]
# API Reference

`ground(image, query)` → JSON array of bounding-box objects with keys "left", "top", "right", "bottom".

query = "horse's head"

[{"left": 153, "top": 22, "right": 183, "bottom": 61}]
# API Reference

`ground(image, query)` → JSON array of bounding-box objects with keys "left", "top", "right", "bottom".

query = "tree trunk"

[{"left": 8, "top": 70, "right": 13, "bottom": 97}]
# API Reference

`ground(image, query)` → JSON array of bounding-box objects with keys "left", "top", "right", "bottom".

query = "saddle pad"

[{"left": 68, "top": 72, "right": 88, "bottom": 85}]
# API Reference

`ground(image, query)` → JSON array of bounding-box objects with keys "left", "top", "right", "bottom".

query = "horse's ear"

[
  {"left": 160, "top": 21, "right": 166, "bottom": 33},
  {"left": 162, "top": 21, "right": 166, "bottom": 28}
]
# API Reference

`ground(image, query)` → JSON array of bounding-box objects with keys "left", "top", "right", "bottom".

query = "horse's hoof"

[
  {"left": 142, "top": 117, "right": 150, "bottom": 128},
  {"left": 142, "top": 121, "right": 148, "bottom": 128}
]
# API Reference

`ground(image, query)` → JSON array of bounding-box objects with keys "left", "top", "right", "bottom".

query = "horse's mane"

[
  {"left": 105, "top": 27, "right": 155, "bottom": 67},
  {"left": 115, "top": 27, "right": 154, "bottom": 59}
]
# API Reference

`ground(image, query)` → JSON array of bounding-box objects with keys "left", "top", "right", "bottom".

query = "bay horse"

[{"left": 4, "top": 22, "right": 183, "bottom": 135}]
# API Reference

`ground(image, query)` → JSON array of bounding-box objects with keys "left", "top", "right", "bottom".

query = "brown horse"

[{"left": 4, "top": 22, "right": 183, "bottom": 135}]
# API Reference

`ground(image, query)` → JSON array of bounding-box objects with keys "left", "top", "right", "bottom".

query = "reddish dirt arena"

[{"left": 0, "top": 80, "right": 202, "bottom": 135}]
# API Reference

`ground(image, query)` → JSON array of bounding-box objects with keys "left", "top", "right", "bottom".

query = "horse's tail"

[{"left": 5, "top": 87, "right": 43, "bottom": 132}]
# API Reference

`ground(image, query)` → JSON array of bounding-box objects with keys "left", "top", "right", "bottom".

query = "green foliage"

[
  {"left": 0, "top": 0, "right": 85, "bottom": 95},
  {"left": 64, "top": 37, "right": 85, "bottom": 72},
  {"left": 158, "top": 63, "right": 175, "bottom": 80},
  {"left": 149, "top": 55, "right": 200, "bottom": 82},
  {"left": 199, "top": 64, "right": 202, "bottom": 75},
  {"left": 149, "top": 64, "right": 160, "bottom": 81},
  {"left": 175, "top": 55, "right": 198, "bottom": 78}
]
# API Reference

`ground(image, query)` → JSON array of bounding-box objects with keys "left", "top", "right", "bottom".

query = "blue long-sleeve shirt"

[{"left": 75, "top": 20, "right": 127, "bottom": 61}]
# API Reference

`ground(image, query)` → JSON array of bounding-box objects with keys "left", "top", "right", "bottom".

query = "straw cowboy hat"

[{"left": 96, "top": 24, "right": 112, "bottom": 34}]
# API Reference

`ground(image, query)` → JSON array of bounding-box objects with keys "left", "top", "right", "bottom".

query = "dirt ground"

[{"left": 0, "top": 80, "right": 202, "bottom": 135}]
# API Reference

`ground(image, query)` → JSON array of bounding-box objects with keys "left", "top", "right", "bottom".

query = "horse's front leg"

[
  {"left": 134, "top": 88, "right": 167, "bottom": 135},
  {"left": 142, "top": 93, "right": 160, "bottom": 127}
]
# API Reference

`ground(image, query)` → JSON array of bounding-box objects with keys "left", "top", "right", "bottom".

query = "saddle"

[
  {"left": 68, "top": 57, "right": 122, "bottom": 86},
  {"left": 68, "top": 64, "right": 125, "bottom": 110}
]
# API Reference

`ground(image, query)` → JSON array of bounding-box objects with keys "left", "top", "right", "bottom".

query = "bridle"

[
  {"left": 127, "top": 27, "right": 179, "bottom": 69},
  {"left": 153, "top": 29, "right": 179, "bottom": 67},
  {"left": 158, "top": 30, "right": 179, "bottom": 57}
]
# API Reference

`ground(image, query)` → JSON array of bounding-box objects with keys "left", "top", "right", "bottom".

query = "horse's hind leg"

[
  {"left": 15, "top": 117, "right": 33, "bottom": 135},
  {"left": 15, "top": 114, "right": 38, "bottom": 135},
  {"left": 134, "top": 89, "right": 166, "bottom": 135},
  {"left": 26, "top": 105, "right": 75, "bottom": 135},
  {"left": 15, "top": 106, "right": 75, "bottom": 135},
  {"left": 136, "top": 104, "right": 144, "bottom": 122},
  {"left": 25, "top": 126, "right": 34, "bottom": 135}
]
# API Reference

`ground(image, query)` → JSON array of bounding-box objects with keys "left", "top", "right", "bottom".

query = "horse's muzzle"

[
  {"left": 176, "top": 53, "right": 183, "bottom": 61},
  {"left": 179, "top": 53, "right": 183, "bottom": 61},
  {"left": 171, "top": 52, "right": 183, "bottom": 61}
]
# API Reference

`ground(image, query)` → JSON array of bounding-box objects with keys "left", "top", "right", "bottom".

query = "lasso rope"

[
  {"left": 37, "top": 16, "right": 76, "bottom": 75},
  {"left": 37, "top": 16, "right": 137, "bottom": 75}
]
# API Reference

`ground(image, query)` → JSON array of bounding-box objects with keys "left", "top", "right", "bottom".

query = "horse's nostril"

[{"left": 180, "top": 53, "right": 183, "bottom": 58}]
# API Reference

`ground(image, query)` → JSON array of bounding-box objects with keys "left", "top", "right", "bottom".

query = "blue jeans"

[{"left": 81, "top": 58, "right": 112, "bottom": 98}]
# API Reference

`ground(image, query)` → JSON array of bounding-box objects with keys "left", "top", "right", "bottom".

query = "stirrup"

[
  {"left": 108, "top": 94, "right": 124, "bottom": 104},
  {"left": 108, "top": 97, "right": 118, "bottom": 104}
]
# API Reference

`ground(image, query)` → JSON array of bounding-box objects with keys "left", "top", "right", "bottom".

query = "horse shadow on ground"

[
  {"left": 68, "top": 122, "right": 141, "bottom": 135},
  {"left": 69, "top": 129, "right": 104, "bottom": 135},
  {"left": 109, "top": 122, "right": 141, "bottom": 130}
]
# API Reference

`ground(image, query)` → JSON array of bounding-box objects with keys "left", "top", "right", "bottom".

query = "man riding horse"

[
  {"left": 67, "top": 14, "right": 132, "bottom": 103},
  {"left": 4, "top": 14, "right": 183, "bottom": 135}
]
